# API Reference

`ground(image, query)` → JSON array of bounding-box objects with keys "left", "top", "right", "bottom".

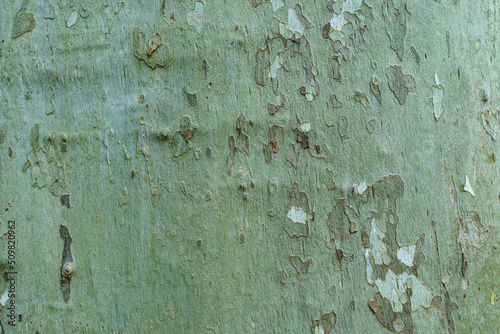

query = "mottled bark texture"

[{"left": 0, "top": 0, "right": 499, "bottom": 333}]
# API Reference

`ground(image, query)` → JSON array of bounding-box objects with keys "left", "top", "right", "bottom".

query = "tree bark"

[{"left": 0, "top": 0, "right": 498, "bottom": 333}]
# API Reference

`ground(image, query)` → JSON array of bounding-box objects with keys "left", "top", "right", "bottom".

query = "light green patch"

[
  {"left": 12, "top": 0, "right": 36, "bottom": 39},
  {"left": 66, "top": 10, "right": 78, "bottom": 28},
  {"left": 187, "top": 2, "right": 203, "bottom": 34}
]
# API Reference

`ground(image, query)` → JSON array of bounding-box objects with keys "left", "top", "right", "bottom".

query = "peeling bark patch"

[
  {"left": 386, "top": 65, "right": 416, "bottom": 104},
  {"left": 255, "top": 6, "right": 319, "bottom": 101},
  {"left": 369, "top": 297, "right": 381, "bottom": 313},
  {"left": 119, "top": 188, "right": 128, "bottom": 206},
  {"left": 333, "top": 247, "right": 354, "bottom": 266},
  {"left": 138, "top": 125, "right": 150, "bottom": 157},
  {"left": 360, "top": 175, "right": 445, "bottom": 330},
  {"left": 30, "top": 123, "right": 42, "bottom": 151},
  {"left": 355, "top": 91, "right": 370, "bottom": 107},
  {"left": 323, "top": 1, "right": 374, "bottom": 81},
  {"left": 371, "top": 292, "right": 414, "bottom": 333},
  {"left": 284, "top": 182, "right": 312, "bottom": 238},
  {"left": 297, "top": 129, "right": 309, "bottom": 149},
  {"left": 133, "top": 27, "right": 171, "bottom": 69},
  {"left": 0, "top": 290, "right": 9, "bottom": 309},
  {"left": 270, "top": 0, "right": 284, "bottom": 11},
  {"left": 173, "top": 116, "right": 195, "bottom": 158},
  {"left": 431, "top": 220, "right": 458, "bottom": 333},
  {"left": 362, "top": 230, "right": 371, "bottom": 248},
  {"left": 411, "top": 45, "right": 421, "bottom": 64},
  {"left": 279, "top": 5, "right": 311, "bottom": 39},
  {"left": 252, "top": 0, "right": 262, "bottom": 8},
  {"left": 264, "top": 125, "right": 284, "bottom": 163},
  {"left": 366, "top": 119, "right": 376, "bottom": 134},
  {"left": 460, "top": 252, "right": 467, "bottom": 278},
  {"left": 80, "top": 4, "right": 90, "bottom": 18},
  {"left": 330, "top": 93, "right": 343, "bottom": 108},
  {"left": 184, "top": 87, "right": 198, "bottom": 106},
  {"left": 268, "top": 103, "right": 280, "bottom": 116},
  {"left": 338, "top": 116, "right": 348, "bottom": 138},
  {"left": 323, "top": 168, "right": 338, "bottom": 190},
  {"left": 287, "top": 206, "right": 306, "bottom": 224},
  {"left": 327, "top": 198, "right": 357, "bottom": 242},
  {"left": 60, "top": 194, "right": 70, "bottom": 209},
  {"left": 59, "top": 225, "right": 74, "bottom": 303},
  {"left": 147, "top": 33, "right": 162, "bottom": 56},
  {"left": 255, "top": 46, "right": 270, "bottom": 86},
  {"left": 431, "top": 85, "right": 444, "bottom": 120},
  {"left": 12, "top": 0, "right": 36, "bottom": 39},
  {"left": 331, "top": 56, "right": 343, "bottom": 81},
  {"left": 370, "top": 77, "right": 382, "bottom": 103},
  {"left": 43, "top": 1, "right": 55, "bottom": 20},
  {"left": 447, "top": 175, "right": 469, "bottom": 280},
  {"left": 462, "top": 175, "right": 475, "bottom": 197},
  {"left": 235, "top": 166, "right": 254, "bottom": 200},
  {"left": 382, "top": 0, "right": 411, "bottom": 61},
  {"left": 180, "top": 116, "right": 194, "bottom": 142},
  {"left": 289, "top": 255, "right": 312, "bottom": 273},
  {"left": 66, "top": 10, "right": 78, "bottom": 28},
  {"left": 480, "top": 109, "right": 500, "bottom": 141},
  {"left": 202, "top": 59, "right": 210, "bottom": 77},
  {"left": 311, "top": 310, "right": 337, "bottom": 334},
  {"left": 278, "top": 269, "right": 288, "bottom": 284},
  {"left": 397, "top": 245, "right": 416, "bottom": 266},
  {"left": 227, "top": 114, "right": 249, "bottom": 169},
  {"left": 22, "top": 123, "right": 68, "bottom": 196},
  {"left": 459, "top": 210, "right": 489, "bottom": 249},
  {"left": 375, "top": 270, "right": 435, "bottom": 312},
  {"left": 187, "top": 2, "right": 203, "bottom": 33},
  {"left": 287, "top": 114, "right": 331, "bottom": 172},
  {"left": 480, "top": 87, "right": 489, "bottom": 102}
]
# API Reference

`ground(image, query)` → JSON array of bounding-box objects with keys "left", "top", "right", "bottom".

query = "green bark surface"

[{"left": 0, "top": 0, "right": 499, "bottom": 333}]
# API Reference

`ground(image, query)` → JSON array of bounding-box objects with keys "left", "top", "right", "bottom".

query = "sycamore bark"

[{"left": 0, "top": 0, "right": 499, "bottom": 333}]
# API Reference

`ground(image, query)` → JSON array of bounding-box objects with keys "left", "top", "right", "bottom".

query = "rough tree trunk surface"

[{"left": 0, "top": 0, "right": 498, "bottom": 333}]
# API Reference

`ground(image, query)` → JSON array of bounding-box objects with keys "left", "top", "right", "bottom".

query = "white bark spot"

[
  {"left": 369, "top": 219, "right": 387, "bottom": 265},
  {"left": 0, "top": 289, "right": 9, "bottom": 306},
  {"left": 364, "top": 248, "right": 374, "bottom": 284},
  {"left": 270, "top": 56, "right": 281, "bottom": 78},
  {"left": 354, "top": 181, "right": 367, "bottom": 195},
  {"left": 270, "top": 0, "right": 284, "bottom": 12},
  {"left": 432, "top": 78, "right": 444, "bottom": 121},
  {"left": 279, "top": 8, "right": 304, "bottom": 39},
  {"left": 464, "top": 174, "right": 475, "bottom": 196},
  {"left": 397, "top": 244, "right": 416, "bottom": 267},
  {"left": 375, "top": 270, "right": 434, "bottom": 312},
  {"left": 314, "top": 326, "right": 326, "bottom": 334},
  {"left": 187, "top": 2, "right": 203, "bottom": 33},
  {"left": 300, "top": 122, "right": 311, "bottom": 132},
  {"left": 286, "top": 8, "right": 304, "bottom": 35},
  {"left": 329, "top": 0, "right": 363, "bottom": 31},
  {"left": 287, "top": 206, "right": 306, "bottom": 224},
  {"left": 459, "top": 213, "right": 489, "bottom": 249},
  {"left": 66, "top": 10, "right": 78, "bottom": 28},
  {"left": 393, "top": 318, "right": 405, "bottom": 332},
  {"left": 434, "top": 72, "right": 441, "bottom": 86}
]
